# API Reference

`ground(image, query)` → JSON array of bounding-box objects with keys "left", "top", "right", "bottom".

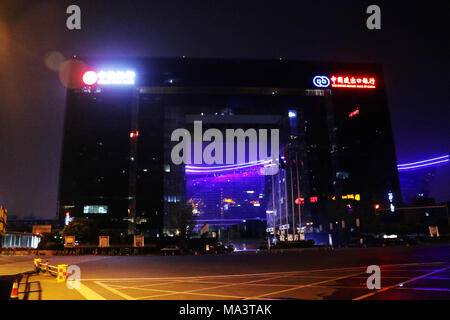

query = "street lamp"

[{"left": 374, "top": 204, "right": 380, "bottom": 215}]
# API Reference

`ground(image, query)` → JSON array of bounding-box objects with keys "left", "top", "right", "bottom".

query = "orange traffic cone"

[{"left": 10, "top": 279, "right": 19, "bottom": 300}]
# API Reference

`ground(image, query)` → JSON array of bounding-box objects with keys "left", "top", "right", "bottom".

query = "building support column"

[{"left": 128, "top": 87, "right": 140, "bottom": 235}]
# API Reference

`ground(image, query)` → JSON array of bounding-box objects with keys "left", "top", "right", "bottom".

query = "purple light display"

[
  {"left": 397, "top": 155, "right": 449, "bottom": 171},
  {"left": 185, "top": 164, "right": 267, "bottom": 231},
  {"left": 185, "top": 159, "right": 271, "bottom": 173}
]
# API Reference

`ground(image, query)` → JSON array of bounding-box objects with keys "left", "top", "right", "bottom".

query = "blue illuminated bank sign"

[
  {"left": 313, "top": 75, "right": 330, "bottom": 87},
  {"left": 313, "top": 74, "right": 376, "bottom": 89}
]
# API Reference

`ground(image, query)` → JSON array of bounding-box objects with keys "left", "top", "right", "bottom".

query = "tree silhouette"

[{"left": 62, "top": 218, "right": 99, "bottom": 244}]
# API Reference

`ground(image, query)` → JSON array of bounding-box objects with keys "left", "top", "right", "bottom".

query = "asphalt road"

[{"left": 1, "top": 245, "right": 449, "bottom": 300}]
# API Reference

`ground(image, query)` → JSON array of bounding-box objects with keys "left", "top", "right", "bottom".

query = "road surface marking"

[
  {"left": 106, "top": 274, "right": 294, "bottom": 300},
  {"left": 140, "top": 275, "right": 294, "bottom": 299},
  {"left": 244, "top": 271, "right": 366, "bottom": 299},
  {"left": 78, "top": 262, "right": 446, "bottom": 300},
  {"left": 79, "top": 261, "right": 444, "bottom": 281},
  {"left": 75, "top": 282, "right": 106, "bottom": 300},
  {"left": 70, "top": 262, "right": 447, "bottom": 300},
  {"left": 353, "top": 265, "right": 450, "bottom": 300},
  {"left": 114, "top": 285, "right": 249, "bottom": 300},
  {"left": 310, "top": 285, "right": 372, "bottom": 289},
  {"left": 94, "top": 281, "right": 136, "bottom": 300}
]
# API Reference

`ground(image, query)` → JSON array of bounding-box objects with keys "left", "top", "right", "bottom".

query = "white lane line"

[
  {"left": 75, "top": 282, "right": 106, "bottom": 300},
  {"left": 108, "top": 284, "right": 248, "bottom": 300},
  {"left": 100, "top": 279, "right": 187, "bottom": 290},
  {"left": 79, "top": 261, "right": 444, "bottom": 282},
  {"left": 94, "top": 281, "right": 136, "bottom": 300},
  {"left": 244, "top": 271, "right": 366, "bottom": 299},
  {"left": 107, "top": 275, "right": 292, "bottom": 300},
  {"left": 353, "top": 265, "right": 450, "bottom": 300}
]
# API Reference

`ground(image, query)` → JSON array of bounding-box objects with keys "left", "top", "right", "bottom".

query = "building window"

[
  {"left": 336, "top": 171, "right": 350, "bottom": 179},
  {"left": 83, "top": 205, "right": 108, "bottom": 214}
]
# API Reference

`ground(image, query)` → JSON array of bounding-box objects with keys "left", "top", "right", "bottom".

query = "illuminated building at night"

[{"left": 58, "top": 58, "right": 401, "bottom": 243}]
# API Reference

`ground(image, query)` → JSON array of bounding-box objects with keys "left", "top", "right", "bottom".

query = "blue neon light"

[
  {"left": 397, "top": 155, "right": 449, "bottom": 167},
  {"left": 397, "top": 158, "right": 449, "bottom": 171},
  {"left": 185, "top": 159, "right": 271, "bottom": 170},
  {"left": 186, "top": 161, "right": 269, "bottom": 173},
  {"left": 313, "top": 75, "right": 330, "bottom": 88}
]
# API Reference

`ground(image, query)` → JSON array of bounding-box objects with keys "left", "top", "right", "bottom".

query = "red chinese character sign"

[
  {"left": 65, "top": 236, "right": 75, "bottom": 247},
  {"left": 313, "top": 75, "right": 376, "bottom": 89},
  {"left": 330, "top": 75, "right": 376, "bottom": 88},
  {"left": 99, "top": 236, "right": 110, "bottom": 247},
  {"left": 134, "top": 235, "right": 144, "bottom": 247}
]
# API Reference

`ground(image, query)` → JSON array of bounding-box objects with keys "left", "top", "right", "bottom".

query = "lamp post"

[{"left": 374, "top": 204, "right": 380, "bottom": 215}]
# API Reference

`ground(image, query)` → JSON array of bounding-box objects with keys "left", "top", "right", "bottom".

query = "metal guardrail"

[{"left": 34, "top": 259, "right": 67, "bottom": 282}]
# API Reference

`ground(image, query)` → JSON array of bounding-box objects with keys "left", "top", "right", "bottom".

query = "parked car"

[{"left": 161, "top": 245, "right": 181, "bottom": 256}]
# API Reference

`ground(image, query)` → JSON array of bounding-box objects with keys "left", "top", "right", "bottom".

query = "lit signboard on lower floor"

[{"left": 83, "top": 205, "right": 108, "bottom": 214}]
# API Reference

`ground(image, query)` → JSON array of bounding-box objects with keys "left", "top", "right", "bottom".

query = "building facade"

[{"left": 58, "top": 58, "right": 401, "bottom": 243}]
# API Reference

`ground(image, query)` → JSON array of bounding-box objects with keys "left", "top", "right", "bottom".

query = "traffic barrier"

[
  {"left": 34, "top": 259, "right": 68, "bottom": 283},
  {"left": 33, "top": 258, "right": 42, "bottom": 271},
  {"left": 10, "top": 279, "right": 19, "bottom": 300},
  {"left": 57, "top": 264, "right": 68, "bottom": 283}
]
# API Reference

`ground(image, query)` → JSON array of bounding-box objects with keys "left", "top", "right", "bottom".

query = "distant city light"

[
  {"left": 65, "top": 212, "right": 73, "bottom": 226},
  {"left": 288, "top": 110, "right": 297, "bottom": 118},
  {"left": 397, "top": 154, "right": 449, "bottom": 170},
  {"left": 388, "top": 192, "right": 395, "bottom": 213},
  {"left": 388, "top": 192, "right": 394, "bottom": 201},
  {"left": 348, "top": 108, "right": 359, "bottom": 118}
]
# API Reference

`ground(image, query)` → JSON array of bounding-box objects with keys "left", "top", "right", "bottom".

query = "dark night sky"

[{"left": 0, "top": 0, "right": 448, "bottom": 218}]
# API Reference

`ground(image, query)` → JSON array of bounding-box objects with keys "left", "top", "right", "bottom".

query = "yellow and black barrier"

[{"left": 34, "top": 258, "right": 68, "bottom": 283}]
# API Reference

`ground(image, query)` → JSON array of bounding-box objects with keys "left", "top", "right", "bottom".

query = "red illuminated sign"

[
  {"left": 310, "top": 197, "right": 318, "bottom": 203},
  {"left": 330, "top": 75, "right": 376, "bottom": 89}
]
